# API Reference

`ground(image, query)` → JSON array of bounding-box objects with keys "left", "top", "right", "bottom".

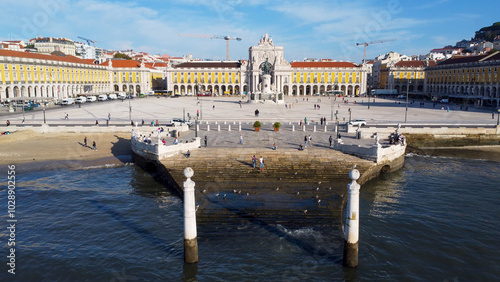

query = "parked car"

[
  {"left": 87, "top": 96, "right": 97, "bottom": 102},
  {"left": 397, "top": 95, "right": 406, "bottom": 99},
  {"left": 117, "top": 92, "right": 127, "bottom": 100},
  {"left": 170, "top": 118, "right": 193, "bottom": 126},
  {"left": 349, "top": 119, "right": 367, "bottom": 126},
  {"left": 75, "top": 97, "right": 87, "bottom": 104},
  {"left": 61, "top": 98, "right": 75, "bottom": 105},
  {"left": 440, "top": 98, "right": 449, "bottom": 103},
  {"left": 108, "top": 93, "right": 118, "bottom": 100},
  {"left": 98, "top": 94, "right": 108, "bottom": 101}
]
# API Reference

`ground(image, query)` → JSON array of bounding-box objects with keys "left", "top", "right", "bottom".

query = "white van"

[
  {"left": 108, "top": 93, "right": 118, "bottom": 100},
  {"left": 87, "top": 96, "right": 97, "bottom": 102},
  {"left": 61, "top": 98, "right": 75, "bottom": 105},
  {"left": 117, "top": 92, "right": 127, "bottom": 100},
  {"left": 98, "top": 94, "right": 108, "bottom": 101},
  {"left": 75, "top": 97, "right": 87, "bottom": 103}
]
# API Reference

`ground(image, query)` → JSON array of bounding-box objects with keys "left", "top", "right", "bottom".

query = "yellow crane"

[
  {"left": 179, "top": 34, "right": 243, "bottom": 61},
  {"left": 356, "top": 39, "right": 396, "bottom": 64}
]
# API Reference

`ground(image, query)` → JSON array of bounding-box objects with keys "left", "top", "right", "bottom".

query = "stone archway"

[
  {"left": 306, "top": 85, "right": 311, "bottom": 95},
  {"left": 347, "top": 85, "right": 353, "bottom": 96},
  {"left": 13, "top": 86, "right": 20, "bottom": 98},
  {"left": 114, "top": 85, "right": 119, "bottom": 92},
  {"left": 283, "top": 85, "right": 289, "bottom": 95},
  {"left": 136, "top": 85, "right": 140, "bottom": 94}
]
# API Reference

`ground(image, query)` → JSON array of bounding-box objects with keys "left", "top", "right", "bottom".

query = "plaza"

[{"left": 1, "top": 95, "right": 497, "bottom": 127}]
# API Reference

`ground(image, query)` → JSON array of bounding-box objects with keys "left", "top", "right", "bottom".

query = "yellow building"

[
  {"left": 425, "top": 51, "right": 500, "bottom": 107},
  {"left": 0, "top": 50, "right": 166, "bottom": 103},
  {"left": 0, "top": 49, "right": 110, "bottom": 102},
  {"left": 378, "top": 60, "right": 435, "bottom": 95}
]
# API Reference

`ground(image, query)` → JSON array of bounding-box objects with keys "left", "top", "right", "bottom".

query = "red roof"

[
  {"left": 290, "top": 61, "right": 358, "bottom": 68},
  {"left": 144, "top": 62, "right": 168, "bottom": 69},
  {"left": 394, "top": 61, "right": 426, "bottom": 68},
  {"left": 99, "top": 60, "right": 142, "bottom": 68},
  {"left": 0, "top": 49, "right": 97, "bottom": 65}
]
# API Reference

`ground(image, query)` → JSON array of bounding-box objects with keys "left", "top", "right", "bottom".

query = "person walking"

[
  {"left": 204, "top": 135, "right": 208, "bottom": 147},
  {"left": 108, "top": 113, "right": 111, "bottom": 121},
  {"left": 304, "top": 135, "right": 308, "bottom": 147},
  {"left": 252, "top": 155, "right": 256, "bottom": 168},
  {"left": 239, "top": 134, "right": 243, "bottom": 144},
  {"left": 259, "top": 156, "right": 264, "bottom": 171},
  {"left": 6, "top": 120, "right": 10, "bottom": 126},
  {"left": 92, "top": 141, "right": 97, "bottom": 151},
  {"left": 84, "top": 136, "right": 87, "bottom": 147},
  {"left": 308, "top": 135, "right": 312, "bottom": 147},
  {"left": 329, "top": 135, "right": 333, "bottom": 147}
]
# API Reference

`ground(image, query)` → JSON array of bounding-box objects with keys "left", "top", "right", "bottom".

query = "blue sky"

[{"left": 1, "top": 0, "right": 498, "bottom": 63}]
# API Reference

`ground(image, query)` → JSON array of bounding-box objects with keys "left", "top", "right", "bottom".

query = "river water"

[{"left": 1, "top": 155, "right": 499, "bottom": 281}]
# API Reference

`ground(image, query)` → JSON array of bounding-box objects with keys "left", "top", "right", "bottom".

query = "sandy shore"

[{"left": 0, "top": 130, "right": 132, "bottom": 166}]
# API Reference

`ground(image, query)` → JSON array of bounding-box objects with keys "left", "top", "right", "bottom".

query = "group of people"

[
  {"left": 389, "top": 132, "right": 405, "bottom": 145},
  {"left": 252, "top": 155, "right": 265, "bottom": 170},
  {"left": 83, "top": 136, "right": 97, "bottom": 151}
]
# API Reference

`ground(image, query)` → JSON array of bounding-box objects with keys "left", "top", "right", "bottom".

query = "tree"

[{"left": 114, "top": 52, "right": 132, "bottom": 60}]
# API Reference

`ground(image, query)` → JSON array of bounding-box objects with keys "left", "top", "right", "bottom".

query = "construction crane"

[
  {"left": 179, "top": 34, "right": 242, "bottom": 61},
  {"left": 356, "top": 39, "right": 396, "bottom": 64},
  {"left": 77, "top": 36, "right": 98, "bottom": 46}
]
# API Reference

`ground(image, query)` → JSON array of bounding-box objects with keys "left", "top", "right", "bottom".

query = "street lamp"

[
  {"left": 367, "top": 88, "right": 371, "bottom": 110},
  {"left": 497, "top": 109, "right": 500, "bottom": 126},
  {"left": 128, "top": 90, "right": 132, "bottom": 122},
  {"left": 43, "top": 108, "right": 46, "bottom": 124},
  {"left": 405, "top": 75, "right": 412, "bottom": 123},
  {"left": 348, "top": 108, "right": 352, "bottom": 123}
]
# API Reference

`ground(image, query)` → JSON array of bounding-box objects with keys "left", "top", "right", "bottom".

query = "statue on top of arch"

[{"left": 259, "top": 33, "right": 274, "bottom": 47}]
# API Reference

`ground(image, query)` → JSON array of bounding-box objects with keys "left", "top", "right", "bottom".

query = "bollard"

[
  {"left": 207, "top": 124, "right": 210, "bottom": 131},
  {"left": 343, "top": 166, "right": 360, "bottom": 268},
  {"left": 303, "top": 125, "right": 306, "bottom": 132},
  {"left": 183, "top": 167, "right": 198, "bottom": 263},
  {"left": 324, "top": 125, "right": 327, "bottom": 132},
  {"left": 196, "top": 124, "right": 199, "bottom": 132},
  {"left": 292, "top": 125, "right": 295, "bottom": 132},
  {"left": 228, "top": 124, "right": 231, "bottom": 131},
  {"left": 217, "top": 124, "right": 221, "bottom": 131},
  {"left": 313, "top": 125, "right": 316, "bottom": 132},
  {"left": 238, "top": 124, "right": 241, "bottom": 131}
]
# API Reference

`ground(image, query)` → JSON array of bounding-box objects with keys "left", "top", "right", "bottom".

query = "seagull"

[
  {"left": 215, "top": 193, "right": 219, "bottom": 198},
  {"left": 276, "top": 187, "right": 280, "bottom": 191},
  {"left": 195, "top": 205, "right": 200, "bottom": 211},
  {"left": 353, "top": 164, "right": 357, "bottom": 169},
  {"left": 223, "top": 194, "right": 227, "bottom": 199},
  {"left": 340, "top": 194, "right": 344, "bottom": 198},
  {"left": 328, "top": 187, "right": 332, "bottom": 190},
  {"left": 294, "top": 172, "right": 298, "bottom": 175},
  {"left": 246, "top": 192, "right": 250, "bottom": 196},
  {"left": 202, "top": 189, "right": 207, "bottom": 193},
  {"left": 318, "top": 181, "right": 322, "bottom": 185},
  {"left": 238, "top": 190, "right": 242, "bottom": 194},
  {"left": 296, "top": 192, "right": 300, "bottom": 195},
  {"left": 278, "top": 177, "right": 282, "bottom": 181},
  {"left": 233, "top": 189, "right": 237, "bottom": 193},
  {"left": 315, "top": 195, "right": 319, "bottom": 199},
  {"left": 303, "top": 209, "right": 308, "bottom": 214},
  {"left": 316, "top": 187, "right": 320, "bottom": 191},
  {"left": 317, "top": 199, "right": 321, "bottom": 203}
]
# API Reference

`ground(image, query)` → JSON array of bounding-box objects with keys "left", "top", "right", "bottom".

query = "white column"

[
  {"left": 343, "top": 166, "right": 360, "bottom": 268},
  {"left": 183, "top": 167, "right": 198, "bottom": 263}
]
